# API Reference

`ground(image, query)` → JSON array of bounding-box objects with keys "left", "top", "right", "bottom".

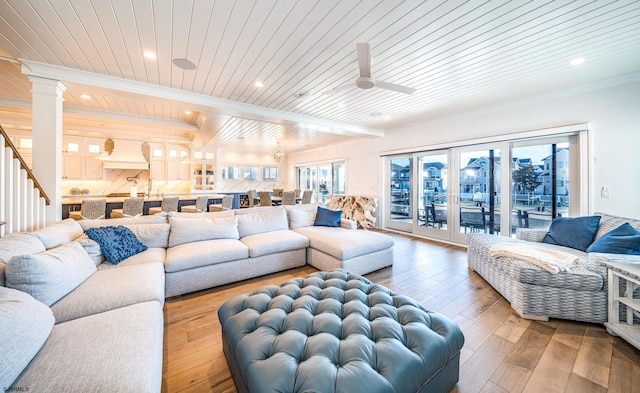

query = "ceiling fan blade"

[
  {"left": 320, "top": 83, "right": 354, "bottom": 96},
  {"left": 375, "top": 80, "right": 416, "bottom": 95},
  {"left": 356, "top": 42, "right": 371, "bottom": 78}
]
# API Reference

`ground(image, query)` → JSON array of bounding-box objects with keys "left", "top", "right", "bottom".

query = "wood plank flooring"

[{"left": 162, "top": 232, "right": 640, "bottom": 393}]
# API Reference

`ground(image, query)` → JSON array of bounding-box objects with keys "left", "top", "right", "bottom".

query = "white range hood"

[
  {"left": 102, "top": 160, "right": 149, "bottom": 170},
  {"left": 101, "top": 140, "right": 149, "bottom": 170}
]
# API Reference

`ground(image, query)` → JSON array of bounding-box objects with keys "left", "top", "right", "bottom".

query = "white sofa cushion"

[
  {"left": 32, "top": 218, "right": 84, "bottom": 249},
  {"left": 168, "top": 216, "right": 239, "bottom": 247},
  {"left": 0, "top": 232, "right": 46, "bottom": 286},
  {"left": 0, "top": 286, "right": 54, "bottom": 389},
  {"left": 6, "top": 242, "right": 97, "bottom": 306},
  {"left": 286, "top": 208, "right": 317, "bottom": 229},
  {"left": 124, "top": 223, "right": 171, "bottom": 248},
  {"left": 165, "top": 239, "right": 249, "bottom": 273},
  {"left": 97, "top": 248, "right": 166, "bottom": 270},
  {"left": 237, "top": 207, "right": 288, "bottom": 237},
  {"left": 294, "top": 226, "right": 395, "bottom": 260},
  {"left": 168, "top": 210, "right": 234, "bottom": 218},
  {"left": 240, "top": 230, "right": 310, "bottom": 257}
]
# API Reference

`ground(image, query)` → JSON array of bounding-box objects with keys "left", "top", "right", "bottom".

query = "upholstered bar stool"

[
  {"left": 148, "top": 196, "right": 179, "bottom": 215},
  {"left": 209, "top": 195, "right": 234, "bottom": 212},
  {"left": 69, "top": 199, "right": 107, "bottom": 220},
  {"left": 110, "top": 198, "right": 144, "bottom": 218},
  {"left": 181, "top": 195, "right": 209, "bottom": 213}
]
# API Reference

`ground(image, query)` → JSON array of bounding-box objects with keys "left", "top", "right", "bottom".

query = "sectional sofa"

[{"left": 0, "top": 203, "right": 394, "bottom": 392}]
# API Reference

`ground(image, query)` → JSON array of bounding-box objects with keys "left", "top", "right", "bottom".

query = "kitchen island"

[{"left": 62, "top": 193, "right": 239, "bottom": 219}]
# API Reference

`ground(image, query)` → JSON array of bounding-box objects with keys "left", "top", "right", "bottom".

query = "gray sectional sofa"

[
  {"left": 467, "top": 212, "right": 640, "bottom": 323},
  {"left": 0, "top": 203, "right": 394, "bottom": 392}
]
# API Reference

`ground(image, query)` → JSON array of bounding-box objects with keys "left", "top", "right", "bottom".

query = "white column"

[{"left": 28, "top": 76, "right": 66, "bottom": 224}]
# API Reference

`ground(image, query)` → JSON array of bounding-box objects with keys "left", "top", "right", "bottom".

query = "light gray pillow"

[
  {"left": 287, "top": 209, "right": 317, "bottom": 229},
  {"left": 237, "top": 207, "right": 289, "bottom": 237},
  {"left": 124, "top": 223, "right": 171, "bottom": 248},
  {"left": 0, "top": 286, "right": 54, "bottom": 389},
  {"left": 73, "top": 235, "right": 105, "bottom": 266},
  {"left": 32, "top": 218, "right": 84, "bottom": 249},
  {"left": 0, "top": 232, "right": 46, "bottom": 286},
  {"left": 168, "top": 215, "right": 240, "bottom": 247},
  {"left": 6, "top": 242, "right": 97, "bottom": 306}
]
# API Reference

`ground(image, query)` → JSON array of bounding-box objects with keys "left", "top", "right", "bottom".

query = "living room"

[{"left": 1, "top": 1, "right": 639, "bottom": 392}]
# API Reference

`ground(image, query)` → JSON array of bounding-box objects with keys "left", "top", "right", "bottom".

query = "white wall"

[{"left": 288, "top": 78, "right": 640, "bottom": 220}]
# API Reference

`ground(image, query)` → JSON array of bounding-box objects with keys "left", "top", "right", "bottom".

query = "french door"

[{"left": 384, "top": 133, "right": 582, "bottom": 245}]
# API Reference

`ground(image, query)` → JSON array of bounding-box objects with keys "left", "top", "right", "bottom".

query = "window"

[
  {"left": 296, "top": 161, "right": 345, "bottom": 204},
  {"left": 153, "top": 149, "right": 163, "bottom": 158},
  {"left": 87, "top": 144, "right": 100, "bottom": 154},
  {"left": 263, "top": 167, "right": 278, "bottom": 180},
  {"left": 243, "top": 166, "right": 259, "bottom": 180},
  {"left": 221, "top": 166, "right": 240, "bottom": 180}
]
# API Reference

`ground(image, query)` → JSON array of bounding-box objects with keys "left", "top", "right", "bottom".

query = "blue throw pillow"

[
  {"left": 85, "top": 226, "right": 148, "bottom": 264},
  {"left": 586, "top": 223, "right": 640, "bottom": 255},
  {"left": 541, "top": 215, "right": 601, "bottom": 251},
  {"left": 313, "top": 207, "right": 342, "bottom": 227}
]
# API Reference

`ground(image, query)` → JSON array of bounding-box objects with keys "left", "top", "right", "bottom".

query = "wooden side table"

[{"left": 602, "top": 261, "right": 640, "bottom": 350}]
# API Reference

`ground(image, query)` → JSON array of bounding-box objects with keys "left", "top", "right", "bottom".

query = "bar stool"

[
  {"left": 209, "top": 195, "right": 234, "bottom": 212},
  {"left": 148, "top": 196, "right": 179, "bottom": 215},
  {"left": 110, "top": 198, "right": 144, "bottom": 218},
  {"left": 181, "top": 195, "right": 209, "bottom": 213},
  {"left": 69, "top": 199, "right": 107, "bottom": 220}
]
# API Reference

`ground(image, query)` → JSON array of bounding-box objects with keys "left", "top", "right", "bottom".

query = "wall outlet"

[{"left": 601, "top": 186, "right": 610, "bottom": 198}]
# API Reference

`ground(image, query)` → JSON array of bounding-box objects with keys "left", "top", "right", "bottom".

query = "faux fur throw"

[{"left": 489, "top": 243, "right": 581, "bottom": 274}]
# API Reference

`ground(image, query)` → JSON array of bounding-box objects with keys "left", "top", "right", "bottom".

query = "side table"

[{"left": 602, "top": 261, "right": 640, "bottom": 350}]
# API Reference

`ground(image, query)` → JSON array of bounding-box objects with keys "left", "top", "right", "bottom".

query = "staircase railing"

[{"left": 1, "top": 124, "right": 49, "bottom": 235}]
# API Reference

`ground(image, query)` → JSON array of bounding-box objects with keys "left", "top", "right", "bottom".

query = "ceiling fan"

[{"left": 320, "top": 42, "right": 417, "bottom": 96}]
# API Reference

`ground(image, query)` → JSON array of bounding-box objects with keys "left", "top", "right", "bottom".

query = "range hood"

[{"left": 100, "top": 140, "right": 150, "bottom": 170}]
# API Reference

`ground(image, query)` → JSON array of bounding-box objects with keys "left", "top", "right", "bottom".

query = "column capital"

[{"left": 26, "top": 75, "right": 67, "bottom": 95}]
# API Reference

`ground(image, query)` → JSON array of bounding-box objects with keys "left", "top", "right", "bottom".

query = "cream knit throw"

[{"left": 489, "top": 243, "right": 581, "bottom": 274}]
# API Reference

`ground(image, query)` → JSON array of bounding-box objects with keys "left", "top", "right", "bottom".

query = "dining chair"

[
  {"left": 273, "top": 188, "right": 284, "bottom": 197},
  {"left": 181, "top": 195, "right": 209, "bottom": 213},
  {"left": 110, "top": 198, "right": 144, "bottom": 218},
  {"left": 432, "top": 203, "right": 447, "bottom": 228},
  {"left": 281, "top": 191, "right": 296, "bottom": 205},
  {"left": 301, "top": 190, "right": 313, "bottom": 204},
  {"left": 259, "top": 191, "right": 273, "bottom": 206},
  {"left": 294, "top": 189, "right": 301, "bottom": 198},
  {"left": 69, "top": 198, "right": 107, "bottom": 220},
  {"left": 460, "top": 206, "right": 486, "bottom": 233},
  {"left": 247, "top": 190, "right": 258, "bottom": 207},
  {"left": 209, "top": 195, "right": 234, "bottom": 212},
  {"left": 148, "top": 196, "right": 179, "bottom": 215}
]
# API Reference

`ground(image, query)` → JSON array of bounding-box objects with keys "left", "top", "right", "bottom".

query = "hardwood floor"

[{"left": 162, "top": 232, "right": 640, "bottom": 393}]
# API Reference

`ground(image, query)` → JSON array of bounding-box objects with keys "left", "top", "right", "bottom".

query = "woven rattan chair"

[
  {"left": 181, "top": 195, "right": 209, "bottom": 213},
  {"left": 259, "top": 191, "right": 273, "bottom": 206},
  {"left": 148, "top": 196, "right": 179, "bottom": 215},
  {"left": 281, "top": 191, "right": 296, "bottom": 205},
  {"left": 301, "top": 190, "right": 313, "bottom": 204},
  {"left": 209, "top": 195, "right": 234, "bottom": 212},
  {"left": 69, "top": 198, "right": 107, "bottom": 220},
  {"left": 110, "top": 198, "right": 144, "bottom": 218}
]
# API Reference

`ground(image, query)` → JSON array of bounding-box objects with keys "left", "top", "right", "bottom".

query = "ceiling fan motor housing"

[{"left": 356, "top": 76, "right": 375, "bottom": 89}]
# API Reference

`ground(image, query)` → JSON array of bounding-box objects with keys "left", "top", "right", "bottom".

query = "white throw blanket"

[{"left": 489, "top": 243, "right": 582, "bottom": 274}]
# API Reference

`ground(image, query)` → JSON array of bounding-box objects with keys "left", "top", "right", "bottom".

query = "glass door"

[
  {"left": 413, "top": 151, "right": 449, "bottom": 240},
  {"left": 387, "top": 156, "right": 412, "bottom": 232}
]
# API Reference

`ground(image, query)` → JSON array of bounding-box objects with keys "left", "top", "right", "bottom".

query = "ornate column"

[{"left": 28, "top": 76, "right": 66, "bottom": 224}]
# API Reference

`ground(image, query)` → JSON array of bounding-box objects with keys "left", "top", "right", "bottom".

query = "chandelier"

[{"left": 272, "top": 142, "right": 285, "bottom": 162}]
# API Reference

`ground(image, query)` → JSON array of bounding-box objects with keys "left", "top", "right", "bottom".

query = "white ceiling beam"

[{"left": 20, "top": 60, "right": 384, "bottom": 138}]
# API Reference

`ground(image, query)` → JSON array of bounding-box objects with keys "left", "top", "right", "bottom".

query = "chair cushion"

[
  {"left": 542, "top": 216, "right": 601, "bottom": 251},
  {"left": 168, "top": 215, "right": 239, "bottom": 247},
  {"left": 85, "top": 226, "right": 148, "bottom": 265},
  {"left": 6, "top": 242, "right": 96, "bottom": 306},
  {"left": 32, "top": 218, "right": 84, "bottom": 249},
  {"left": 0, "top": 287, "right": 54, "bottom": 389},
  {"left": 240, "top": 230, "right": 310, "bottom": 257}
]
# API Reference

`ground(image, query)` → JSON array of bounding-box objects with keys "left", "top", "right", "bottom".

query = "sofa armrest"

[
  {"left": 340, "top": 219, "right": 357, "bottom": 230},
  {"left": 515, "top": 228, "right": 547, "bottom": 243}
]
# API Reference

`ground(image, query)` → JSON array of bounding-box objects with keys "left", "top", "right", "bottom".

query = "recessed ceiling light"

[
  {"left": 173, "top": 58, "right": 197, "bottom": 70},
  {"left": 184, "top": 111, "right": 192, "bottom": 115},
  {"left": 570, "top": 57, "right": 586, "bottom": 66},
  {"left": 255, "top": 81, "right": 264, "bottom": 88},
  {"left": 80, "top": 94, "right": 91, "bottom": 99},
  {"left": 143, "top": 51, "right": 156, "bottom": 59}
]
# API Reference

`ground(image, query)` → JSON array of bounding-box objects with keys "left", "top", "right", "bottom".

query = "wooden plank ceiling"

[{"left": 0, "top": 0, "right": 639, "bottom": 153}]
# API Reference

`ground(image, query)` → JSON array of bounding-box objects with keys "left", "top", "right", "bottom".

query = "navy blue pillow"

[
  {"left": 541, "top": 215, "right": 601, "bottom": 251},
  {"left": 314, "top": 207, "right": 342, "bottom": 227},
  {"left": 586, "top": 223, "right": 640, "bottom": 255},
  {"left": 85, "top": 225, "right": 148, "bottom": 264}
]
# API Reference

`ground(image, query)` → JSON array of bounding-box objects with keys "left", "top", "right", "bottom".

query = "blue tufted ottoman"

[{"left": 218, "top": 270, "right": 464, "bottom": 393}]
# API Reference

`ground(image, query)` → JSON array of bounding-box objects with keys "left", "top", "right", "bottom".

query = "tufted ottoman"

[{"left": 218, "top": 270, "right": 464, "bottom": 393}]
